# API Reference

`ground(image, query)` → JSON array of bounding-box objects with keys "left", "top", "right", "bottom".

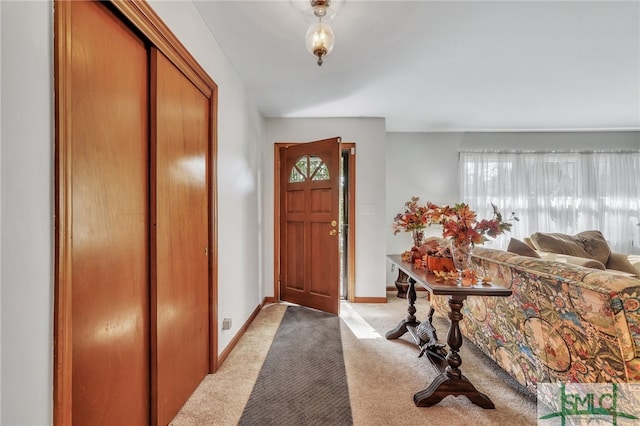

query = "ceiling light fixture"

[{"left": 305, "top": 0, "right": 336, "bottom": 66}]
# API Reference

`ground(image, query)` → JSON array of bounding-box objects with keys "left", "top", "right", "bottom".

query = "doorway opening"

[{"left": 339, "top": 148, "right": 350, "bottom": 299}]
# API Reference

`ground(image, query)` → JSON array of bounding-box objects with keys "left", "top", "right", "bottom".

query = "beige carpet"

[{"left": 170, "top": 293, "right": 537, "bottom": 425}]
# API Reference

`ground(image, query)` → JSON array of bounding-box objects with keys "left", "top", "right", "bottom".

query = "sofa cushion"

[
  {"left": 607, "top": 252, "right": 640, "bottom": 276},
  {"left": 530, "top": 230, "right": 611, "bottom": 265},
  {"left": 536, "top": 251, "right": 606, "bottom": 270},
  {"left": 507, "top": 238, "right": 540, "bottom": 258}
]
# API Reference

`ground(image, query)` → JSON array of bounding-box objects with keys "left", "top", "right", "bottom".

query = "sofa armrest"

[
  {"left": 607, "top": 252, "right": 640, "bottom": 276},
  {"left": 536, "top": 251, "right": 606, "bottom": 270}
]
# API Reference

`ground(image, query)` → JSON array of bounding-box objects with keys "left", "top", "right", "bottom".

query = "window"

[
  {"left": 289, "top": 155, "right": 330, "bottom": 183},
  {"left": 460, "top": 151, "right": 640, "bottom": 253}
]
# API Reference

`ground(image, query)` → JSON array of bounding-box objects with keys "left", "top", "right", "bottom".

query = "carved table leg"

[
  {"left": 386, "top": 278, "right": 419, "bottom": 339},
  {"left": 394, "top": 269, "right": 410, "bottom": 298},
  {"left": 413, "top": 295, "right": 495, "bottom": 409}
]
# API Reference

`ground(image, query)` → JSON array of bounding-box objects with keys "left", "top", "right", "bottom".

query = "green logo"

[{"left": 539, "top": 383, "right": 639, "bottom": 425}]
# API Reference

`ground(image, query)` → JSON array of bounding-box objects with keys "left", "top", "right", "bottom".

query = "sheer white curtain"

[{"left": 459, "top": 151, "right": 640, "bottom": 253}]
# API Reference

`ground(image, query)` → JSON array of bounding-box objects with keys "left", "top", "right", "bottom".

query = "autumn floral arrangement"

[
  {"left": 394, "top": 199, "right": 518, "bottom": 283},
  {"left": 436, "top": 202, "right": 518, "bottom": 247},
  {"left": 433, "top": 203, "right": 517, "bottom": 283},
  {"left": 393, "top": 196, "right": 440, "bottom": 264},
  {"left": 392, "top": 196, "right": 432, "bottom": 245}
]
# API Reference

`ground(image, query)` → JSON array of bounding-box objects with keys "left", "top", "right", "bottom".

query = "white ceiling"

[{"left": 193, "top": 0, "right": 640, "bottom": 132}]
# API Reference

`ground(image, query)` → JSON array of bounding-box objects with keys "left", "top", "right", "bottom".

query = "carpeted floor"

[
  {"left": 342, "top": 294, "right": 537, "bottom": 426},
  {"left": 238, "top": 306, "right": 352, "bottom": 425},
  {"left": 170, "top": 293, "right": 537, "bottom": 425}
]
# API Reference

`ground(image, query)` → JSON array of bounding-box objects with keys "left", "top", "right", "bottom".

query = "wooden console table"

[{"left": 385, "top": 254, "right": 512, "bottom": 409}]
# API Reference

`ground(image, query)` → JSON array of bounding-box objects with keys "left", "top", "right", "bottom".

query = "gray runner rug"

[{"left": 238, "top": 305, "right": 353, "bottom": 426}]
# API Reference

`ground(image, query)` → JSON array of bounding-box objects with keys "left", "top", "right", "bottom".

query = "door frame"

[
  {"left": 53, "top": 1, "right": 219, "bottom": 424},
  {"left": 274, "top": 142, "right": 356, "bottom": 303}
]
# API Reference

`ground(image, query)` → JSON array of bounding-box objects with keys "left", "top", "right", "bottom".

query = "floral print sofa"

[{"left": 430, "top": 246, "right": 640, "bottom": 393}]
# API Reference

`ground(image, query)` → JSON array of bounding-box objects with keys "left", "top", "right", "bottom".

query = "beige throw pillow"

[
  {"left": 530, "top": 230, "right": 611, "bottom": 265},
  {"left": 507, "top": 238, "right": 540, "bottom": 258},
  {"left": 530, "top": 232, "right": 590, "bottom": 257},
  {"left": 574, "top": 230, "right": 611, "bottom": 265}
]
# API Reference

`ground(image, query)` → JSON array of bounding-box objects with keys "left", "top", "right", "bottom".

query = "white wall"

[
  {"left": 385, "top": 133, "right": 464, "bottom": 256},
  {"left": 459, "top": 131, "right": 640, "bottom": 150},
  {"left": 265, "top": 118, "right": 388, "bottom": 299},
  {"left": 1, "top": 1, "right": 54, "bottom": 425},
  {"left": 0, "top": 1, "right": 265, "bottom": 424},
  {"left": 148, "top": 0, "right": 265, "bottom": 363}
]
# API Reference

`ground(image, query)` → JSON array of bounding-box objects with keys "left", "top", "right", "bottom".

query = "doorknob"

[{"left": 329, "top": 229, "right": 337, "bottom": 236}]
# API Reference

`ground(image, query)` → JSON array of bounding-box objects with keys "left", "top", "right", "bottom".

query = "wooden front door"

[{"left": 279, "top": 138, "right": 342, "bottom": 314}]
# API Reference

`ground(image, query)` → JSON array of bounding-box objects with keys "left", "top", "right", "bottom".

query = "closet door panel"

[
  {"left": 152, "top": 50, "right": 210, "bottom": 426},
  {"left": 70, "top": 1, "right": 150, "bottom": 425}
]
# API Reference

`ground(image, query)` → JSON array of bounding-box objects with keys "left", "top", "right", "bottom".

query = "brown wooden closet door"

[
  {"left": 151, "top": 50, "right": 210, "bottom": 426},
  {"left": 69, "top": 1, "right": 150, "bottom": 424}
]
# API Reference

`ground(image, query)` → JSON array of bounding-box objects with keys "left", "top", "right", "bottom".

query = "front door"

[{"left": 279, "top": 137, "right": 341, "bottom": 314}]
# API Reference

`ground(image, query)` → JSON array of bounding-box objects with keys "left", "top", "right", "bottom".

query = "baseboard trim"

[
  {"left": 217, "top": 304, "right": 262, "bottom": 367},
  {"left": 262, "top": 296, "right": 278, "bottom": 305},
  {"left": 352, "top": 296, "right": 387, "bottom": 303}
]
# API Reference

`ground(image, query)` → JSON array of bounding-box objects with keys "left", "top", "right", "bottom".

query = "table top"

[{"left": 387, "top": 254, "right": 512, "bottom": 297}]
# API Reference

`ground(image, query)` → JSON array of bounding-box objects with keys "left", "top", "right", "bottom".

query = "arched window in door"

[{"left": 289, "top": 155, "right": 330, "bottom": 183}]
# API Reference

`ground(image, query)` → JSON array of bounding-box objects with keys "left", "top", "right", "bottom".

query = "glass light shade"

[
  {"left": 309, "top": 5, "right": 336, "bottom": 21},
  {"left": 305, "top": 22, "right": 335, "bottom": 64},
  {"left": 291, "top": 0, "right": 344, "bottom": 20}
]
